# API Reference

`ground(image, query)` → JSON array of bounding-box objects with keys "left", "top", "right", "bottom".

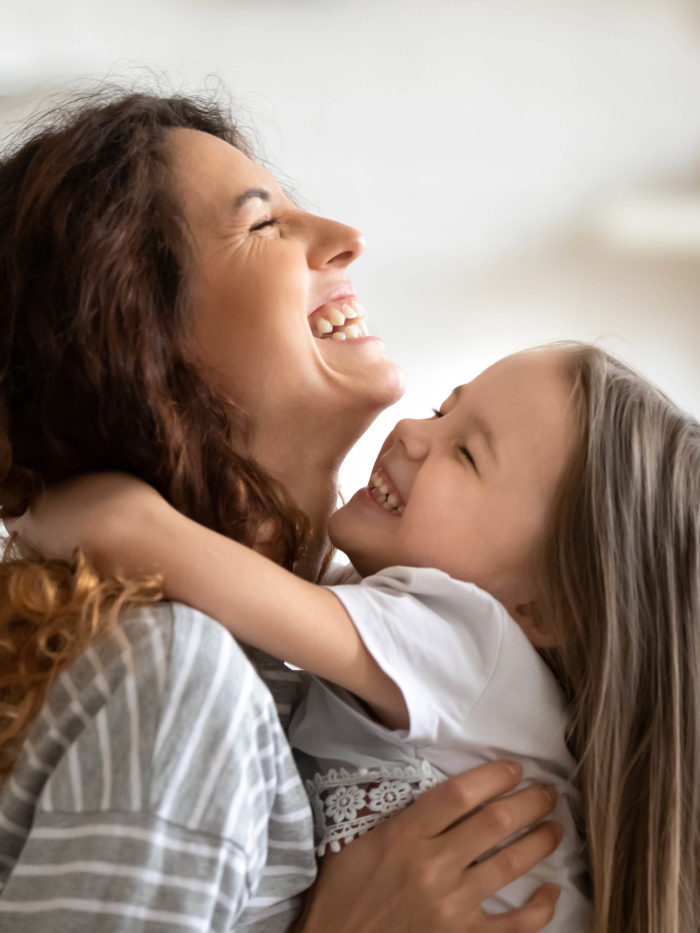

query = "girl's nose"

[
  {"left": 304, "top": 214, "right": 365, "bottom": 270},
  {"left": 393, "top": 418, "right": 430, "bottom": 461}
]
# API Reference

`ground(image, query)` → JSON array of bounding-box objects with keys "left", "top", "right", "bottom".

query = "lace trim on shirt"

[{"left": 305, "top": 761, "right": 439, "bottom": 856}]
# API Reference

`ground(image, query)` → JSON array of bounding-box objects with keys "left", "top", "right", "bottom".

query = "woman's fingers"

[
  {"left": 302, "top": 785, "right": 564, "bottom": 933},
  {"left": 446, "top": 782, "right": 558, "bottom": 868},
  {"left": 303, "top": 765, "right": 565, "bottom": 932},
  {"left": 464, "top": 820, "right": 564, "bottom": 903},
  {"left": 430, "top": 830, "right": 563, "bottom": 932},
  {"left": 482, "top": 883, "right": 561, "bottom": 933},
  {"left": 398, "top": 761, "right": 525, "bottom": 838}
]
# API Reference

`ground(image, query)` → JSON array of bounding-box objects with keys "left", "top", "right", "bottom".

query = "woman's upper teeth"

[{"left": 312, "top": 299, "right": 369, "bottom": 339}]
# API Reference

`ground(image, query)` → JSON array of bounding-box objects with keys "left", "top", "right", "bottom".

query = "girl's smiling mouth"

[{"left": 368, "top": 466, "right": 405, "bottom": 514}]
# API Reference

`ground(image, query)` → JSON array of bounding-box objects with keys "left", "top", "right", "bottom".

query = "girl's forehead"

[
  {"left": 452, "top": 351, "right": 576, "bottom": 452},
  {"left": 454, "top": 350, "right": 568, "bottom": 405}
]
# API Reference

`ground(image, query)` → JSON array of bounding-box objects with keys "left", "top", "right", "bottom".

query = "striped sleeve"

[
  {"left": 0, "top": 812, "right": 251, "bottom": 932},
  {"left": 0, "top": 603, "right": 316, "bottom": 932}
]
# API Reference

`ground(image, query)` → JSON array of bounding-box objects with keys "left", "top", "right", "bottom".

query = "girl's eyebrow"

[{"left": 233, "top": 188, "right": 271, "bottom": 212}]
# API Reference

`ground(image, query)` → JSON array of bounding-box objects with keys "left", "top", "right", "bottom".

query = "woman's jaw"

[
  {"left": 255, "top": 289, "right": 404, "bottom": 573},
  {"left": 251, "top": 343, "right": 405, "bottom": 564},
  {"left": 303, "top": 272, "right": 404, "bottom": 416}
]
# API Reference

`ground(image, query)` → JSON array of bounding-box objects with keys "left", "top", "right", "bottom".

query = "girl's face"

[
  {"left": 167, "top": 129, "right": 404, "bottom": 472},
  {"left": 329, "top": 349, "right": 577, "bottom": 624}
]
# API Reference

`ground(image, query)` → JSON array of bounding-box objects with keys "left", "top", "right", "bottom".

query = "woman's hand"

[
  {"left": 6, "top": 472, "right": 166, "bottom": 572},
  {"left": 299, "top": 761, "right": 562, "bottom": 933}
]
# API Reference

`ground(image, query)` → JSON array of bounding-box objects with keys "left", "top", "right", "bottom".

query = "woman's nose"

[
  {"left": 304, "top": 214, "right": 365, "bottom": 270},
  {"left": 393, "top": 418, "right": 430, "bottom": 461}
]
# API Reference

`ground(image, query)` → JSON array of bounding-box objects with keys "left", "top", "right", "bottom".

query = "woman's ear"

[{"left": 513, "top": 602, "right": 558, "bottom": 649}]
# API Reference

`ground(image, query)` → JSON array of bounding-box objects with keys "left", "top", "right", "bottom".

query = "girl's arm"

[{"left": 14, "top": 473, "right": 407, "bottom": 729}]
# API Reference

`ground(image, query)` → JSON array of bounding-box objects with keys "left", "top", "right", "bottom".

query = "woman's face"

[{"left": 167, "top": 129, "right": 404, "bottom": 476}]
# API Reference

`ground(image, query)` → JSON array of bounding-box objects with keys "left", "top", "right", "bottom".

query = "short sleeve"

[{"left": 328, "top": 566, "right": 507, "bottom": 747}]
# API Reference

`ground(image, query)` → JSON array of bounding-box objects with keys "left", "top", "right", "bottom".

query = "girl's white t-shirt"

[{"left": 290, "top": 565, "right": 592, "bottom": 932}]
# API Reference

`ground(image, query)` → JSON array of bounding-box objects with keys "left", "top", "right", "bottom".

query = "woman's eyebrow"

[{"left": 233, "top": 188, "right": 271, "bottom": 212}]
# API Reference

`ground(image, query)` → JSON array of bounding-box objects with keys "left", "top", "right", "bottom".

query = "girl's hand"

[
  {"left": 6, "top": 472, "right": 166, "bottom": 571},
  {"left": 299, "top": 761, "right": 562, "bottom": 933}
]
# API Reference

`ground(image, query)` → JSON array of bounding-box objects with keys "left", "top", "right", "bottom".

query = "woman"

[{"left": 0, "top": 90, "right": 563, "bottom": 931}]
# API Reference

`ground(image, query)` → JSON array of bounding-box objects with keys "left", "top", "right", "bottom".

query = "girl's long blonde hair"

[{"left": 539, "top": 343, "right": 700, "bottom": 932}]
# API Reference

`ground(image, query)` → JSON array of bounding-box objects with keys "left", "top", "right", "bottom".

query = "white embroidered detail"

[{"left": 305, "top": 761, "right": 439, "bottom": 855}]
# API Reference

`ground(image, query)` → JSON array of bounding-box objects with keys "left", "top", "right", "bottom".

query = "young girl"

[{"left": 17, "top": 342, "right": 700, "bottom": 932}]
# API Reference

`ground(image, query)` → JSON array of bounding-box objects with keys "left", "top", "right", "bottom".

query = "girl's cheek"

[{"left": 373, "top": 433, "right": 396, "bottom": 466}]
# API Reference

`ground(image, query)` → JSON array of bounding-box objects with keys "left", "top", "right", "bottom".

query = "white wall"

[{"left": 2, "top": 0, "right": 700, "bottom": 496}]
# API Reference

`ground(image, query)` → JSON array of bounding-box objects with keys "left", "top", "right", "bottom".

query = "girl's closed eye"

[
  {"left": 431, "top": 407, "right": 476, "bottom": 468},
  {"left": 459, "top": 445, "right": 476, "bottom": 468}
]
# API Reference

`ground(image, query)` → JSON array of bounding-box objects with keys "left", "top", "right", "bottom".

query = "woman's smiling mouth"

[{"left": 308, "top": 298, "right": 369, "bottom": 340}]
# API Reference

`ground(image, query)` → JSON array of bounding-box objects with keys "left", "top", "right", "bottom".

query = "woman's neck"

[
  {"left": 287, "top": 465, "right": 339, "bottom": 582},
  {"left": 249, "top": 404, "right": 385, "bottom": 581},
  {"left": 254, "top": 437, "right": 342, "bottom": 581}
]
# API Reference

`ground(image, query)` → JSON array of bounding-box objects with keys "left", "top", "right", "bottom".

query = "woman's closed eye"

[{"left": 249, "top": 217, "right": 278, "bottom": 232}]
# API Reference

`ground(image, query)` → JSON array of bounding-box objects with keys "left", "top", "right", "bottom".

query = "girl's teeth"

[
  {"left": 340, "top": 324, "right": 361, "bottom": 339},
  {"left": 315, "top": 318, "right": 333, "bottom": 336},
  {"left": 367, "top": 469, "right": 405, "bottom": 515},
  {"left": 328, "top": 307, "right": 346, "bottom": 326}
]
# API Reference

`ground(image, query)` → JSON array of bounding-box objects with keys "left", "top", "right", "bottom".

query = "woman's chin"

[
  {"left": 382, "top": 360, "right": 407, "bottom": 405},
  {"left": 353, "top": 358, "right": 405, "bottom": 421},
  {"left": 317, "top": 334, "right": 405, "bottom": 409}
]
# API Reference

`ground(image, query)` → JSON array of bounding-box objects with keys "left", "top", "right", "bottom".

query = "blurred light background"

[{"left": 2, "top": 0, "right": 699, "bottom": 498}]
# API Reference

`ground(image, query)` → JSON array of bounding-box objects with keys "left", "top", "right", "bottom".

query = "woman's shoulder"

[
  {"left": 2, "top": 601, "right": 314, "bottom": 929},
  {"left": 18, "top": 600, "right": 298, "bottom": 832},
  {"left": 32, "top": 600, "right": 280, "bottom": 801},
  {"left": 96, "top": 599, "right": 256, "bottom": 693},
  {"left": 119, "top": 597, "right": 237, "bottom": 654},
  {"left": 114, "top": 601, "right": 302, "bottom": 727}
]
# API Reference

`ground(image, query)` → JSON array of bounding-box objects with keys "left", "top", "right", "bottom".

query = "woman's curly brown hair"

[{"left": 0, "top": 90, "right": 312, "bottom": 779}]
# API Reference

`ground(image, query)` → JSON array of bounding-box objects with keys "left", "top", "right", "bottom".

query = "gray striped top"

[{"left": 0, "top": 603, "right": 317, "bottom": 931}]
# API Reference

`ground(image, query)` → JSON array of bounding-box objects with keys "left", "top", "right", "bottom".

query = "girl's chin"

[
  {"left": 328, "top": 488, "right": 396, "bottom": 574},
  {"left": 327, "top": 492, "right": 365, "bottom": 556}
]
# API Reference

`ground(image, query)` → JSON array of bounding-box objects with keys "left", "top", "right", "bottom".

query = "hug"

[{"left": 0, "top": 89, "right": 698, "bottom": 933}]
